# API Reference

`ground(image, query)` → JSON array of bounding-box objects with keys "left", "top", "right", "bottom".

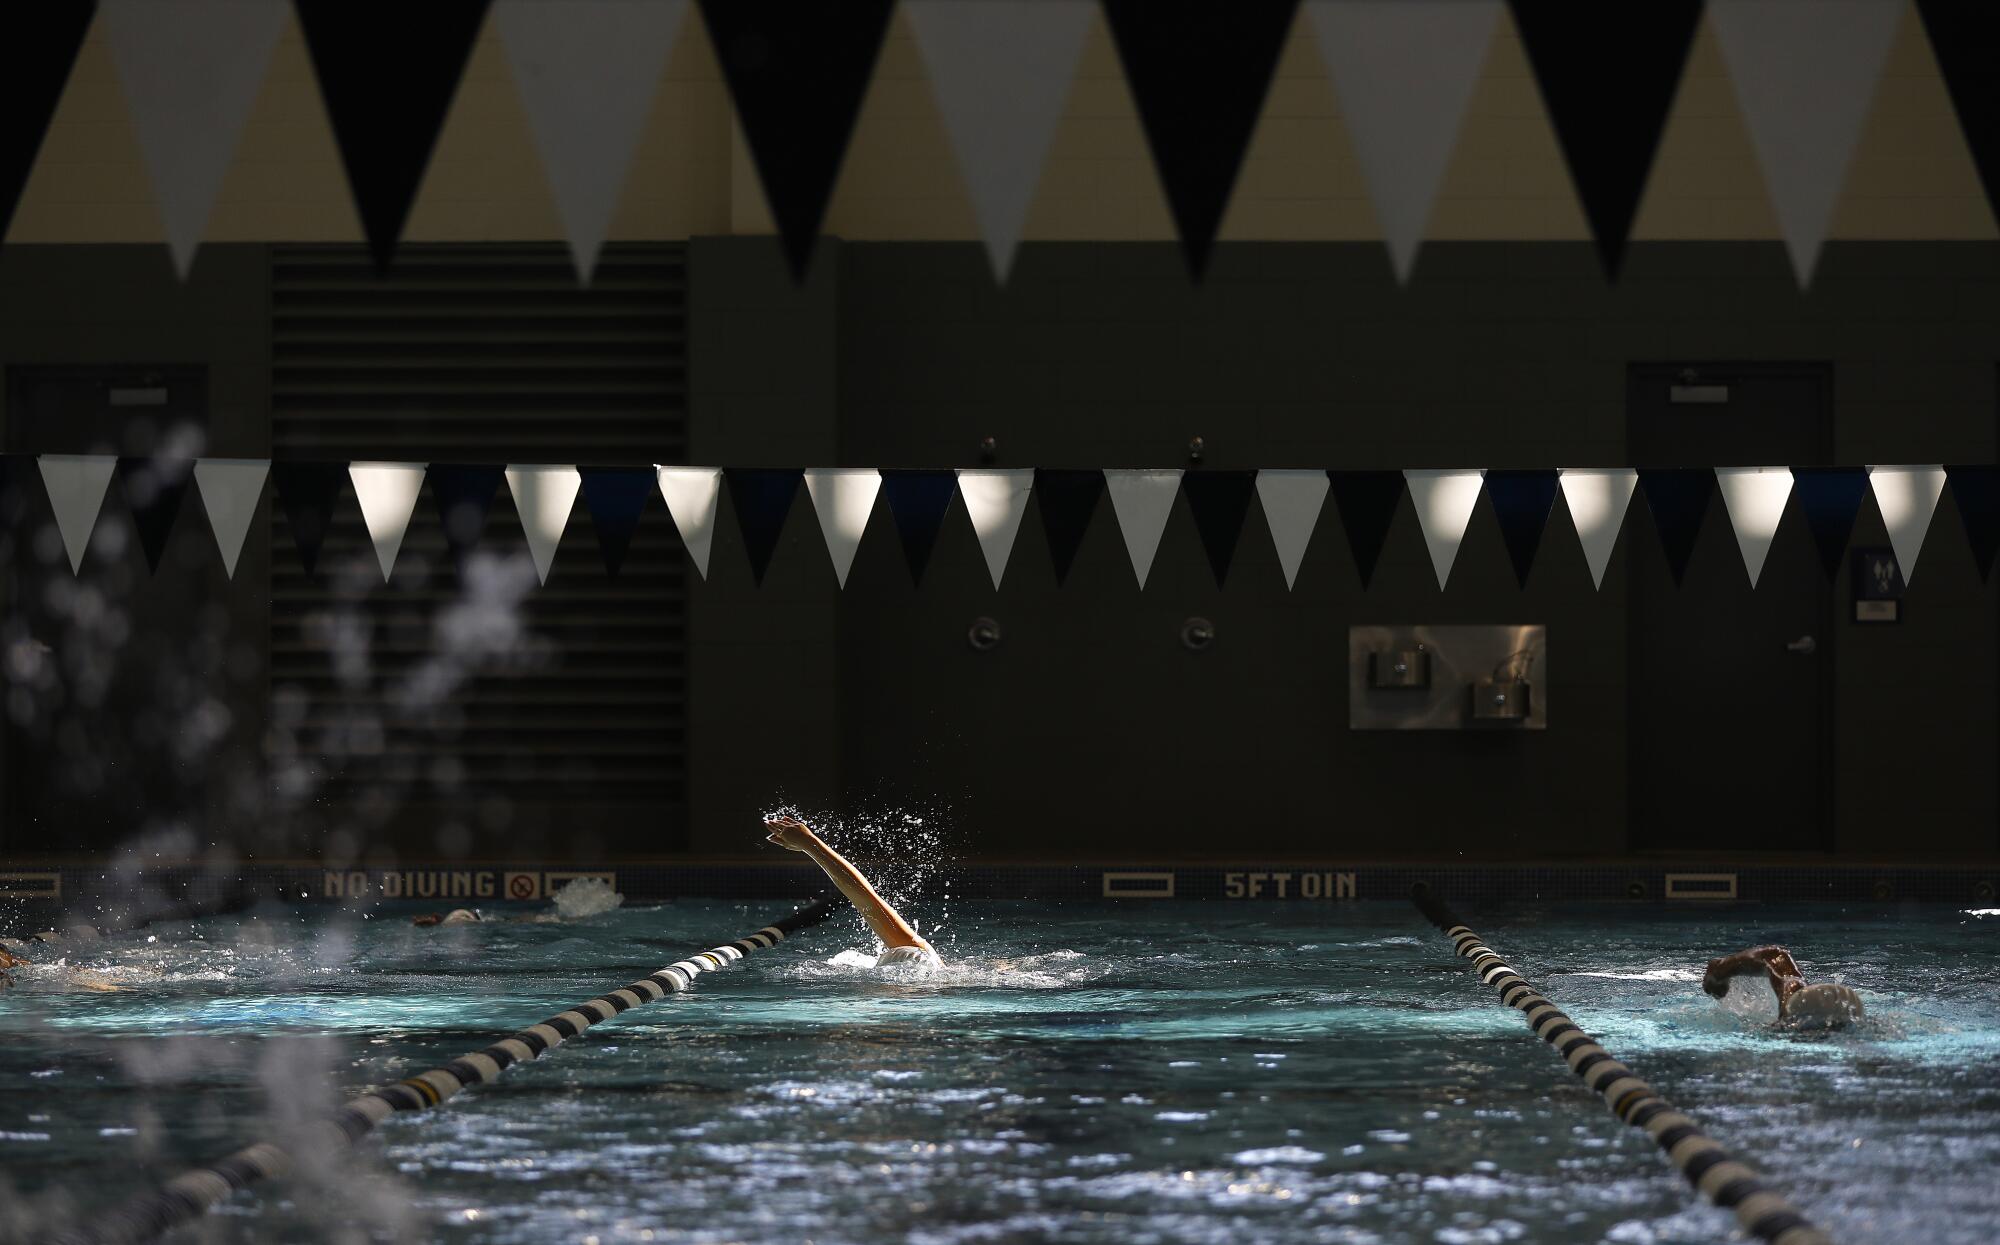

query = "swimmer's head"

[{"left": 1784, "top": 982, "right": 1864, "bottom": 1029}]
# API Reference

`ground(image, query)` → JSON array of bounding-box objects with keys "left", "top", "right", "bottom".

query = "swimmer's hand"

[{"left": 763, "top": 814, "right": 819, "bottom": 852}]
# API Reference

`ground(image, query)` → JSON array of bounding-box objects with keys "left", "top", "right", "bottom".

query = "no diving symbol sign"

[{"left": 504, "top": 872, "right": 541, "bottom": 901}]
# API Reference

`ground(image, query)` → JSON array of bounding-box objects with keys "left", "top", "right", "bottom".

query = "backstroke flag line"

[
  {"left": 656, "top": 466, "right": 723, "bottom": 580},
  {"left": 506, "top": 464, "right": 581, "bottom": 585},
  {"left": 349, "top": 462, "right": 427, "bottom": 582},
  {"left": 804, "top": 468, "right": 883, "bottom": 588},
  {"left": 956, "top": 468, "right": 1034, "bottom": 589},
  {"left": 1105, "top": 468, "right": 1184, "bottom": 589},
  {"left": 1868, "top": 464, "right": 1947, "bottom": 583},
  {"left": 1715, "top": 466, "right": 1795, "bottom": 588},
  {"left": 38, "top": 454, "right": 117, "bottom": 576},
  {"left": 1559, "top": 468, "right": 1637, "bottom": 590},
  {"left": 1405, "top": 468, "right": 1485, "bottom": 589},
  {"left": 193, "top": 457, "right": 271, "bottom": 580},
  {"left": 1255, "top": 469, "right": 1331, "bottom": 590}
]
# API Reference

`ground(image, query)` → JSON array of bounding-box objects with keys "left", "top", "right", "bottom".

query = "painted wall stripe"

[
  {"left": 1411, "top": 884, "right": 1831, "bottom": 1245},
  {"left": 54, "top": 899, "right": 837, "bottom": 1245}
]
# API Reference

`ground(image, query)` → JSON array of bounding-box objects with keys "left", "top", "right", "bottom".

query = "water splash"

[{"left": 549, "top": 877, "right": 624, "bottom": 920}]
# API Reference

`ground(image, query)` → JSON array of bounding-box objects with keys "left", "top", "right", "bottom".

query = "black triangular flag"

[
  {"left": 1181, "top": 470, "right": 1257, "bottom": 585},
  {"left": 880, "top": 470, "right": 957, "bottom": 585},
  {"left": 1328, "top": 470, "right": 1405, "bottom": 589},
  {"left": 115, "top": 457, "right": 194, "bottom": 574},
  {"left": 1792, "top": 467, "right": 1869, "bottom": 580},
  {"left": 698, "top": 0, "right": 895, "bottom": 280},
  {"left": 295, "top": 1, "right": 490, "bottom": 269},
  {"left": 725, "top": 468, "right": 801, "bottom": 585},
  {"left": 1509, "top": 1, "right": 1701, "bottom": 276},
  {"left": 428, "top": 463, "right": 505, "bottom": 568},
  {"left": 579, "top": 466, "right": 653, "bottom": 577},
  {"left": 272, "top": 462, "right": 346, "bottom": 577},
  {"left": 1917, "top": 2, "right": 2000, "bottom": 228},
  {"left": 1637, "top": 468, "right": 1714, "bottom": 586},
  {"left": 0, "top": 4, "right": 94, "bottom": 245},
  {"left": 1034, "top": 469, "right": 1105, "bottom": 586},
  {"left": 1485, "top": 469, "right": 1559, "bottom": 588},
  {"left": 1947, "top": 464, "right": 2000, "bottom": 581},
  {"left": 1102, "top": 0, "right": 1299, "bottom": 278}
]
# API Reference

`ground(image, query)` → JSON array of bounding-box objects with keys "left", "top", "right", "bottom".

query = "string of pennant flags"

[
  {"left": 10, "top": 456, "right": 1999, "bottom": 592},
  {"left": 7, "top": 1, "right": 2000, "bottom": 287}
]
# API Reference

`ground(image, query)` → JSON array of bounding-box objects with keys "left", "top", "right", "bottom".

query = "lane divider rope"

[
  {"left": 1411, "top": 884, "right": 1832, "bottom": 1245},
  {"left": 51, "top": 899, "right": 838, "bottom": 1245}
]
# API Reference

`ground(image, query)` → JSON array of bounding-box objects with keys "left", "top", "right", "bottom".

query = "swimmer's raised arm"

[
  {"left": 764, "top": 815, "right": 930, "bottom": 953},
  {"left": 1703, "top": 945, "right": 1805, "bottom": 1007}
]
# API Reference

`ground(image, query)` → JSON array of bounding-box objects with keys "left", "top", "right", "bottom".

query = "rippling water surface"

[{"left": 2, "top": 900, "right": 1995, "bottom": 1243}]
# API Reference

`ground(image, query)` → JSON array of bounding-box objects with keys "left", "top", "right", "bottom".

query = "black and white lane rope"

[
  {"left": 1411, "top": 885, "right": 1832, "bottom": 1245},
  {"left": 51, "top": 899, "right": 837, "bottom": 1245}
]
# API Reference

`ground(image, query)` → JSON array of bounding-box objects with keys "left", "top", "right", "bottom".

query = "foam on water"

[{"left": 548, "top": 877, "right": 623, "bottom": 920}]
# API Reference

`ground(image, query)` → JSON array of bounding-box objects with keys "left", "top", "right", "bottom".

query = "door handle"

[{"left": 1785, "top": 634, "right": 1817, "bottom": 655}]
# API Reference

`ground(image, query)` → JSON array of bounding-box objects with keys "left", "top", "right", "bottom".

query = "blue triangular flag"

[
  {"left": 1947, "top": 464, "right": 2000, "bottom": 581},
  {"left": 1328, "top": 470, "right": 1406, "bottom": 588},
  {"left": 1034, "top": 469, "right": 1105, "bottom": 586},
  {"left": 115, "top": 456, "right": 195, "bottom": 574},
  {"left": 881, "top": 469, "right": 958, "bottom": 585},
  {"left": 1181, "top": 470, "right": 1257, "bottom": 586},
  {"left": 271, "top": 461, "right": 347, "bottom": 577},
  {"left": 429, "top": 463, "right": 505, "bottom": 568},
  {"left": 1792, "top": 467, "right": 1869, "bottom": 580},
  {"left": 1637, "top": 468, "right": 1715, "bottom": 586},
  {"left": 726, "top": 469, "right": 802, "bottom": 585},
  {"left": 579, "top": 466, "right": 653, "bottom": 577},
  {"left": 1484, "top": 469, "right": 1559, "bottom": 588}
]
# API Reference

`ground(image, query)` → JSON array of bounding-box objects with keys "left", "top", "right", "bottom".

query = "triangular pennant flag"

[
  {"left": 904, "top": 0, "right": 1094, "bottom": 283},
  {"left": 1709, "top": 0, "right": 1901, "bottom": 288},
  {"left": 1558, "top": 468, "right": 1638, "bottom": 590},
  {"left": 495, "top": 0, "right": 688, "bottom": 282},
  {"left": 579, "top": 466, "right": 654, "bottom": 577},
  {"left": 1034, "top": 468, "right": 1106, "bottom": 586},
  {"left": 193, "top": 459, "right": 268, "bottom": 580},
  {"left": 428, "top": 463, "right": 505, "bottom": 568},
  {"left": 114, "top": 456, "right": 195, "bottom": 574},
  {"left": 1404, "top": 469, "right": 1485, "bottom": 590},
  {"left": 37, "top": 455, "right": 117, "bottom": 575},
  {"left": 656, "top": 466, "right": 722, "bottom": 580},
  {"left": 1484, "top": 468, "right": 1559, "bottom": 588},
  {"left": 956, "top": 468, "right": 1033, "bottom": 589},
  {"left": 1791, "top": 467, "right": 1869, "bottom": 580},
  {"left": 1946, "top": 465, "right": 2000, "bottom": 581},
  {"left": 1715, "top": 466, "right": 1796, "bottom": 588},
  {"left": 1916, "top": 1, "right": 2000, "bottom": 228},
  {"left": 1305, "top": 0, "right": 1501, "bottom": 282},
  {"left": 1255, "top": 469, "right": 1329, "bottom": 590},
  {"left": 803, "top": 468, "right": 883, "bottom": 589},
  {"left": 1102, "top": 0, "right": 1301, "bottom": 278},
  {"left": 1327, "top": 470, "right": 1406, "bottom": 588},
  {"left": 880, "top": 469, "right": 959, "bottom": 585},
  {"left": 504, "top": 464, "right": 580, "bottom": 585},
  {"left": 1637, "top": 468, "right": 1715, "bottom": 587},
  {"left": 100, "top": 0, "right": 290, "bottom": 279},
  {"left": 1104, "top": 469, "right": 1184, "bottom": 589},
  {"left": 698, "top": 0, "right": 896, "bottom": 280},
  {"left": 1181, "top": 470, "right": 1258, "bottom": 586},
  {"left": 1867, "top": 464, "right": 1947, "bottom": 585},
  {"left": 725, "top": 468, "right": 802, "bottom": 585},
  {"left": 0, "top": 4, "right": 94, "bottom": 245},
  {"left": 1509, "top": 0, "right": 1702, "bottom": 276},
  {"left": 271, "top": 462, "right": 346, "bottom": 577},
  {"left": 349, "top": 462, "right": 426, "bottom": 582},
  {"left": 295, "top": 1, "right": 491, "bottom": 268}
]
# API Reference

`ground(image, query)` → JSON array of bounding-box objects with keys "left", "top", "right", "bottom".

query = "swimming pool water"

[{"left": 2, "top": 900, "right": 1995, "bottom": 1243}]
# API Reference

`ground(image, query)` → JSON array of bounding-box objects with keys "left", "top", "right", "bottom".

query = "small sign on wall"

[{"left": 1852, "top": 547, "right": 1903, "bottom": 623}]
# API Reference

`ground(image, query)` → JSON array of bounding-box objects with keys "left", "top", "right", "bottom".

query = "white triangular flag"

[
  {"left": 1104, "top": 469, "right": 1183, "bottom": 589},
  {"left": 1306, "top": 0, "right": 1502, "bottom": 282},
  {"left": 495, "top": 0, "right": 689, "bottom": 282},
  {"left": 349, "top": 462, "right": 426, "bottom": 582},
  {"left": 656, "top": 466, "right": 722, "bottom": 580},
  {"left": 505, "top": 464, "right": 580, "bottom": 585},
  {"left": 1404, "top": 468, "right": 1485, "bottom": 589},
  {"left": 1256, "top": 469, "right": 1330, "bottom": 589},
  {"left": 803, "top": 469, "right": 882, "bottom": 588},
  {"left": 100, "top": 0, "right": 290, "bottom": 279},
  {"left": 193, "top": 458, "right": 270, "bottom": 579},
  {"left": 1867, "top": 464, "right": 1946, "bottom": 584},
  {"left": 905, "top": 0, "right": 1094, "bottom": 282},
  {"left": 1715, "top": 466, "right": 1795, "bottom": 588},
  {"left": 1709, "top": 0, "right": 1901, "bottom": 287},
  {"left": 956, "top": 468, "right": 1033, "bottom": 588},
  {"left": 38, "top": 455, "right": 117, "bottom": 575},
  {"left": 1559, "top": 468, "right": 1638, "bottom": 590}
]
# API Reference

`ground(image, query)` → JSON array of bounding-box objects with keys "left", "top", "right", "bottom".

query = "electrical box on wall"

[{"left": 1349, "top": 625, "right": 1546, "bottom": 730}]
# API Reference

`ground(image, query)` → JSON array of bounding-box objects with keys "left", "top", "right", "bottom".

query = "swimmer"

[
  {"left": 411, "top": 909, "right": 483, "bottom": 927},
  {"left": 762, "top": 814, "right": 940, "bottom": 969},
  {"left": 1704, "top": 945, "right": 1863, "bottom": 1029}
]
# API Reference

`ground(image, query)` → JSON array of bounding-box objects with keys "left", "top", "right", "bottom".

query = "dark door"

[
  {"left": 1627, "top": 362, "right": 1833, "bottom": 852},
  {"left": 3, "top": 365, "right": 211, "bottom": 852}
]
